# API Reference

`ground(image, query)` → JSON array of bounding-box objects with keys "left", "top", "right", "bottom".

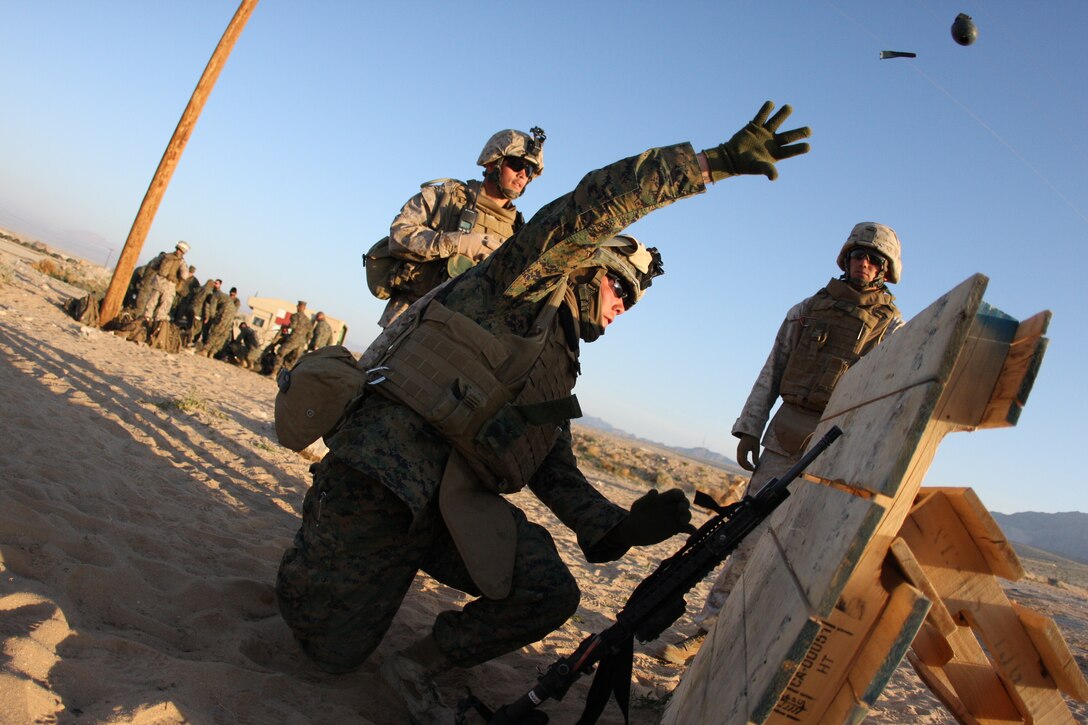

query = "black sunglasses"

[
  {"left": 606, "top": 273, "right": 629, "bottom": 302},
  {"left": 503, "top": 156, "right": 538, "bottom": 179},
  {"left": 848, "top": 248, "right": 886, "bottom": 267}
]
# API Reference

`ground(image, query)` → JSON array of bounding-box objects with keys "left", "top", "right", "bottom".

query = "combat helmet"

[
  {"left": 477, "top": 127, "right": 546, "bottom": 176},
  {"left": 836, "top": 222, "right": 902, "bottom": 284},
  {"left": 176, "top": 241, "right": 191, "bottom": 254},
  {"left": 568, "top": 235, "right": 663, "bottom": 342},
  {"left": 588, "top": 235, "right": 664, "bottom": 309}
]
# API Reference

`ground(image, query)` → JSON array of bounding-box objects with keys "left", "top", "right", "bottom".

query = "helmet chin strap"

[
  {"left": 488, "top": 158, "right": 522, "bottom": 200},
  {"left": 573, "top": 269, "right": 608, "bottom": 342},
  {"left": 843, "top": 271, "right": 885, "bottom": 289}
]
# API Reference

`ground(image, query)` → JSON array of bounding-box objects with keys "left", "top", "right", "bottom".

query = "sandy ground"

[{"left": 1, "top": 250, "right": 1085, "bottom": 724}]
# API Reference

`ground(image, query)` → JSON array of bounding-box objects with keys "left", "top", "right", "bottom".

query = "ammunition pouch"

[{"left": 370, "top": 285, "right": 576, "bottom": 494}]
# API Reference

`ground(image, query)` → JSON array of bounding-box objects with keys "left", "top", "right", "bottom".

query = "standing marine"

[
  {"left": 275, "top": 101, "right": 812, "bottom": 724},
  {"left": 198, "top": 286, "right": 240, "bottom": 358},
  {"left": 309, "top": 311, "right": 334, "bottom": 351},
  {"left": 270, "top": 301, "right": 313, "bottom": 375},
  {"left": 658, "top": 221, "right": 904, "bottom": 665},
  {"left": 374, "top": 127, "right": 546, "bottom": 328},
  {"left": 140, "top": 241, "right": 189, "bottom": 321}
]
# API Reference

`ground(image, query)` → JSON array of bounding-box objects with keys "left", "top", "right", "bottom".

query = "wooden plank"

[
  {"left": 668, "top": 531, "right": 821, "bottom": 725},
  {"left": 911, "top": 620, "right": 955, "bottom": 667},
  {"left": 908, "top": 651, "right": 983, "bottom": 725},
  {"left": 921, "top": 487, "right": 1024, "bottom": 581},
  {"left": 847, "top": 573, "right": 931, "bottom": 708},
  {"left": 888, "top": 536, "right": 959, "bottom": 636},
  {"left": 979, "top": 311, "right": 1051, "bottom": 428},
  {"left": 931, "top": 307, "right": 1020, "bottom": 429},
  {"left": 772, "top": 481, "right": 886, "bottom": 616},
  {"left": 766, "top": 610, "right": 867, "bottom": 724},
  {"left": 809, "top": 385, "right": 946, "bottom": 499},
  {"left": 1012, "top": 602, "right": 1088, "bottom": 700},
  {"left": 901, "top": 491, "right": 1075, "bottom": 722},
  {"left": 928, "top": 624, "right": 1023, "bottom": 722}
]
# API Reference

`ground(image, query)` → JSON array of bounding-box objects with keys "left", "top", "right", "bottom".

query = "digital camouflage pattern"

[
  {"left": 199, "top": 293, "right": 238, "bottom": 358},
  {"left": 273, "top": 309, "right": 314, "bottom": 372},
  {"left": 277, "top": 142, "right": 706, "bottom": 668}
]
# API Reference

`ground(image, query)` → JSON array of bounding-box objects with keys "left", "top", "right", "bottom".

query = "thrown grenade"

[{"left": 951, "top": 13, "right": 978, "bottom": 46}]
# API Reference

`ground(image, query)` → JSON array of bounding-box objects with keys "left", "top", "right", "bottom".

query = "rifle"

[{"left": 459, "top": 425, "right": 843, "bottom": 725}]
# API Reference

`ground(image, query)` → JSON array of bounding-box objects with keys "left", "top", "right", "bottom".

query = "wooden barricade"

[{"left": 662, "top": 274, "right": 1070, "bottom": 724}]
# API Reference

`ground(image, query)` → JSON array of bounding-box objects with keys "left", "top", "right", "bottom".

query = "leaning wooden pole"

[{"left": 99, "top": 0, "right": 259, "bottom": 327}]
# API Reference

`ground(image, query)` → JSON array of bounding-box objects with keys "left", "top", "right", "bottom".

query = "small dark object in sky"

[
  {"left": 952, "top": 13, "right": 978, "bottom": 46},
  {"left": 880, "top": 50, "right": 917, "bottom": 60}
]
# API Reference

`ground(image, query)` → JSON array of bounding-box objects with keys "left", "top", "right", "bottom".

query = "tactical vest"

[
  {"left": 369, "top": 281, "right": 580, "bottom": 494},
  {"left": 778, "top": 279, "right": 897, "bottom": 413},
  {"left": 389, "top": 180, "right": 522, "bottom": 298},
  {"left": 156, "top": 252, "right": 183, "bottom": 281}
]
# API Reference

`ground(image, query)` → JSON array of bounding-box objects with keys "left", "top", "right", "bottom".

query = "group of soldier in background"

[{"left": 117, "top": 241, "right": 335, "bottom": 375}]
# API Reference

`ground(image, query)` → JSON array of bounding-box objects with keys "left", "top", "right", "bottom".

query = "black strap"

[
  {"left": 575, "top": 636, "right": 633, "bottom": 725},
  {"left": 515, "top": 395, "right": 582, "bottom": 425}
]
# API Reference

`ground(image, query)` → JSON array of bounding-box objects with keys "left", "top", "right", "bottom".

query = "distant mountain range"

[
  {"left": 577, "top": 415, "right": 746, "bottom": 475},
  {"left": 990, "top": 511, "right": 1088, "bottom": 565},
  {"left": 578, "top": 417, "right": 1087, "bottom": 562}
]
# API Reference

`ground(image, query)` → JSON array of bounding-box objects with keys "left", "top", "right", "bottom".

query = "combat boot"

[
  {"left": 655, "top": 628, "right": 707, "bottom": 666},
  {"left": 379, "top": 634, "right": 455, "bottom": 725}
]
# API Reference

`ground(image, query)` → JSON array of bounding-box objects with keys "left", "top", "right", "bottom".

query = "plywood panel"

[
  {"left": 772, "top": 482, "right": 885, "bottom": 616},
  {"left": 671, "top": 529, "right": 821, "bottom": 725}
]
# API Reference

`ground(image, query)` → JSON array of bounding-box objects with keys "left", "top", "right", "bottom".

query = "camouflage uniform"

[
  {"left": 309, "top": 317, "right": 334, "bottom": 350},
  {"left": 272, "top": 309, "right": 313, "bottom": 373},
  {"left": 693, "top": 279, "right": 901, "bottom": 631},
  {"left": 140, "top": 251, "right": 186, "bottom": 321},
  {"left": 188, "top": 280, "right": 218, "bottom": 342},
  {"left": 277, "top": 142, "right": 707, "bottom": 672},
  {"left": 172, "top": 270, "right": 200, "bottom": 320},
  {"left": 199, "top": 292, "right": 238, "bottom": 358},
  {"left": 379, "top": 179, "right": 523, "bottom": 328}
]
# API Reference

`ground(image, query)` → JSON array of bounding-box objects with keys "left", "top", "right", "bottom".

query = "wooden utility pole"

[{"left": 99, "top": 0, "right": 259, "bottom": 326}]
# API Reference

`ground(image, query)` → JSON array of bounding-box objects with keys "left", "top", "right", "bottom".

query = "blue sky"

[{"left": 2, "top": 2, "right": 1085, "bottom": 514}]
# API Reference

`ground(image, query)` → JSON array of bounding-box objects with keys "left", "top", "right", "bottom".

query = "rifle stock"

[{"left": 469, "top": 425, "right": 843, "bottom": 725}]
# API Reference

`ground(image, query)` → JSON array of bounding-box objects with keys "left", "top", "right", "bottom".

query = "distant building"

[{"left": 245, "top": 296, "right": 348, "bottom": 347}]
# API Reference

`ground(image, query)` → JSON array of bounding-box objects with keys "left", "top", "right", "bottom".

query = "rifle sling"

[{"left": 576, "top": 636, "right": 633, "bottom": 725}]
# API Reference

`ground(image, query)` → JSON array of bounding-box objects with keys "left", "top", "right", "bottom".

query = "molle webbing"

[
  {"left": 157, "top": 253, "right": 182, "bottom": 280},
  {"left": 372, "top": 282, "right": 577, "bottom": 493},
  {"left": 779, "top": 285, "right": 896, "bottom": 413},
  {"left": 473, "top": 193, "right": 518, "bottom": 240}
]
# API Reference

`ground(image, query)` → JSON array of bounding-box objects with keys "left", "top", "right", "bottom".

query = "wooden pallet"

[{"left": 662, "top": 274, "right": 1072, "bottom": 724}]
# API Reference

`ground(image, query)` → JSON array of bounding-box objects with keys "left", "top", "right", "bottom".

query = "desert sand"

[{"left": 1, "top": 248, "right": 1085, "bottom": 724}]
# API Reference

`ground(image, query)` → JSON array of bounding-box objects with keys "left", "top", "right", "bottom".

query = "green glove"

[
  {"left": 608, "top": 488, "right": 695, "bottom": 548},
  {"left": 736, "top": 433, "right": 761, "bottom": 472},
  {"left": 703, "top": 101, "right": 812, "bottom": 181}
]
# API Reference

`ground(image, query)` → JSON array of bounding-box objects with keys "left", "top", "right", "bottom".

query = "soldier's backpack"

[
  {"left": 274, "top": 345, "right": 366, "bottom": 451},
  {"left": 148, "top": 320, "right": 183, "bottom": 354},
  {"left": 65, "top": 294, "right": 100, "bottom": 326},
  {"left": 363, "top": 179, "right": 477, "bottom": 300}
]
